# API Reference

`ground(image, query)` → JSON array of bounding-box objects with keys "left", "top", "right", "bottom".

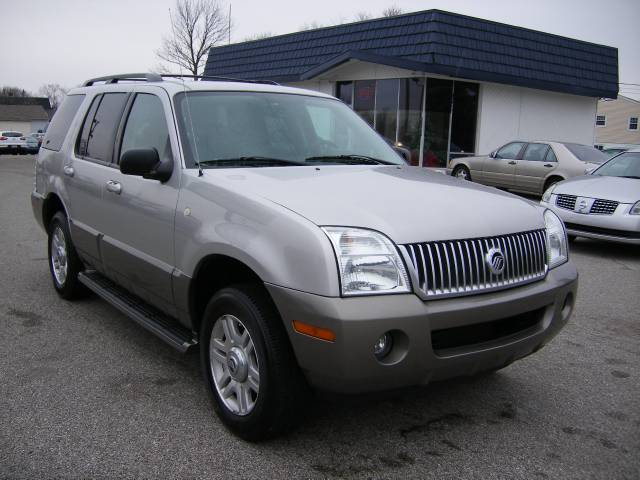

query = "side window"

[
  {"left": 76, "top": 95, "right": 102, "bottom": 158},
  {"left": 42, "top": 94, "right": 85, "bottom": 151},
  {"left": 79, "top": 93, "right": 128, "bottom": 163},
  {"left": 522, "top": 143, "right": 550, "bottom": 162},
  {"left": 120, "top": 94, "right": 171, "bottom": 162},
  {"left": 496, "top": 142, "right": 525, "bottom": 159},
  {"left": 546, "top": 147, "right": 558, "bottom": 163}
]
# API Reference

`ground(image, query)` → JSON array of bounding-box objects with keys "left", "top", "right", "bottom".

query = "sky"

[{"left": 2, "top": 0, "right": 639, "bottom": 100}]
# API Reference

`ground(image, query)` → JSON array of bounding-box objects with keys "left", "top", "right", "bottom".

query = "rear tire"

[
  {"left": 48, "top": 211, "right": 88, "bottom": 300},
  {"left": 453, "top": 165, "right": 472, "bottom": 181},
  {"left": 200, "top": 284, "right": 307, "bottom": 441}
]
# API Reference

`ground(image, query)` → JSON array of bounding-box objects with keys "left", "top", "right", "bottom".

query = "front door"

[
  {"left": 482, "top": 142, "right": 525, "bottom": 188},
  {"left": 98, "top": 88, "right": 180, "bottom": 315}
]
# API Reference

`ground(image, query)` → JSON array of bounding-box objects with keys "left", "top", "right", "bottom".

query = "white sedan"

[{"left": 540, "top": 149, "right": 640, "bottom": 244}]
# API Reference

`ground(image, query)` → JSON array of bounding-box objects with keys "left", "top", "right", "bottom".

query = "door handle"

[
  {"left": 63, "top": 165, "right": 75, "bottom": 177},
  {"left": 508, "top": 161, "right": 517, "bottom": 165},
  {"left": 544, "top": 164, "right": 553, "bottom": 167},
  {"left": 106, "top": 180, "right": 122, "bottom": 194}
]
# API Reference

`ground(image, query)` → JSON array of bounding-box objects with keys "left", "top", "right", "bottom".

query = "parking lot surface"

[{"left": 1, "top": 155, "right": 638, "bottom": 479}]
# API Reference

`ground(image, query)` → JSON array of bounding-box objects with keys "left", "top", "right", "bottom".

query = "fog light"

[{"left": 374, "top": 332, "right": 393, "bottom": 359}]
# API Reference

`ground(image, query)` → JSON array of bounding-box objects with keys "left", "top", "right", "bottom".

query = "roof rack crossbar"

[{"left": 82, "top": 73, "right": 278, "bottom": 87}]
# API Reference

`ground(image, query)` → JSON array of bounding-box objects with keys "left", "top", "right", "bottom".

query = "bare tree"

[
  {"left": 382, "top": 5, "right": 403, "bottom": 17},
  {"left": 243, "top": 32, "right": 273, "bottom": 42},
  {"left": 354, "top": 12, "right": 372, "bottom": 21},
  {"left": 0, "top": 86, "right": 30, "bottom": 97},
  {"left": 298, "top": 20, "right": 325, "bottom": 31},
  {"left": 156, "top": 0, "right": 231, "bottom": 76},
  {"left": 38, "top": 83, "right": 68, "bottom": 110}
]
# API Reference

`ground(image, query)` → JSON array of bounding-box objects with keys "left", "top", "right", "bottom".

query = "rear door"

[
  {"left": 515, "top": 143, "right": 556, "bottom": 193},
  {"left": 481, "top": 142, "right": 525, "bottom": 188},
  {"left": 64, "top": 92, "right": 129, "bottom": 269},
  {"left": 98, "top": 87, "right": 180, "bottom": 315}
]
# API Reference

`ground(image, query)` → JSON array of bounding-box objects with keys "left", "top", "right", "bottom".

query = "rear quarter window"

[{"left": 42, "top": 94, "right": 85, "bottom": 151}]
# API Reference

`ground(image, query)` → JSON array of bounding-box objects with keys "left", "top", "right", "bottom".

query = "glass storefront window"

[
  {"left": 424, "top": 78, "right": 453, "bottom": 168},
  {"left": 374, "top": 79, "right": 399, "bottom": 144},
  {"left": 398, "top": 78, "right": 424, "bottom": 166},
  {"left": 450, "top": 82, "right": 479, "bottom": 161},
  {"left": 336, "top": 81, "right": 353, "bottom": 107},
  {"left": 354, "top": 80, "right": 376, "bottom": 126}
]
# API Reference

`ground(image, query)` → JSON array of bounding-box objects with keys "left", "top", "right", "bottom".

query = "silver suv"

[{"left": 32, "top": 73, "right": 578, "bottom": 440}]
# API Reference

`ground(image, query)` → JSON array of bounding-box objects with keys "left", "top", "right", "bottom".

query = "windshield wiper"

[
  {"left": 198, "top": 156, "right": 306, "bottom": 168},
  {"left": 305, "top": 154, "right": 395, "bottom": 165}
]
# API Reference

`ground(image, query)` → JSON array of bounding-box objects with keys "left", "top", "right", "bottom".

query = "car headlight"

[
  {"left": 544, "top": 210, "right": 568, "bottom": 268},
  {"left": 322, "top": 227, "right": 410, "bottom": 296},
  {"left": 541, "top": 184, "right": 556, "bottom": 203},
  {"left": 631, "top": 201, "right": 640, "bottom": 215}
]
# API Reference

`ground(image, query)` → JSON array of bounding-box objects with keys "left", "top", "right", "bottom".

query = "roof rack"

[{"left": 82, "top": 73, "right": 279, "bottom": 87}]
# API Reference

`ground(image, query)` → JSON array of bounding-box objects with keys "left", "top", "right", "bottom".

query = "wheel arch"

[
  {"left": 42, "top": 193, "right": 69, "bottom": 233},
  {"left": 543, "top": 175, "right": 565, "bottom": 192}
]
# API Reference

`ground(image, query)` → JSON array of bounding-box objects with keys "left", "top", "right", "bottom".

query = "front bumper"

[
  {"left": 542, "top": 199, "right": 640, "bottom": 244},
  {"left": 267, "top": 262, "right": 578, "bottom": 394}
]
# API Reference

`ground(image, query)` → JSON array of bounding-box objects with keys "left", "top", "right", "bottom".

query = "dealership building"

[{"left": 204, "top": 9, "right": 618, "bottom": 168}]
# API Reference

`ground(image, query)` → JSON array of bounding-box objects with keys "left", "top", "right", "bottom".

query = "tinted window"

[
  {"left": 77, "top": 95, "right": 101, "bottom": 158},
  {"left": 563, "top": 143, "right": 608, "bottom": 164},
  {"left": 374, "top": 79, "right": 399, "bottom": 143},
  {"left": 353, "top": 80, "right": 375, "bottom": 126},
  {"left": 522, "top": 143, "right": 549, "bottom": 161},
  {"left": 42, "top": 94, "right": 85, "bottom": 151},
  {"left": 120, "top": 94, "right": 171, "bottom": 162},
  {"left": 83, "top": 93, "right": 128, "bottom": 163},
  {"left": 450, "top": 81, "right": 479, "bottom": 158},
  {"left": 496, "top": 142, "right": 525, "bottom": 159}
]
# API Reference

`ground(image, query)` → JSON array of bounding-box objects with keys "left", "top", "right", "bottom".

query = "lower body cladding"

[{"left": 267, "top": 262, "right": 578, "bottom": 394}]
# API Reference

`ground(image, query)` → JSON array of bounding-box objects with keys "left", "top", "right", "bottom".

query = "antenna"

[{"left": 169, "top": 7, "right": 203, "bottom": 177}]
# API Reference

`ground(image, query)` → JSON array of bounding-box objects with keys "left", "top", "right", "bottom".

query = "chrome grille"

[
  {"left": 556, "top": 194, "right": 577, "bottom": 210},
  {"left": 590, "top": 199, "right": 618, "bottom": 215},
  {"left": 402, "top": 230, "right": 547, "bottom": 299}
]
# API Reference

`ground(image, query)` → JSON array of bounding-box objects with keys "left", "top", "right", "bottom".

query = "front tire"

[
  {"left": 200, "top": 284, "right": 307, "bottom": 441},
  {"left": 48, "top": 211, "right": 87, "bottom": 300},
  {"left": 453, "top": 165, "right": 472, "bottom": 181}
]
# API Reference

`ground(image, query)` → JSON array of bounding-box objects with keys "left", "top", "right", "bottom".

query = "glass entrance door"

[{"left": 423, "top": 78, "right": 453, "bottom": 168}]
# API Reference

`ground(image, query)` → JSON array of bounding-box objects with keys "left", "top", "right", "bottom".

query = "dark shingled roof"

[
  {"left": 0, "top": 104, "right": 50, "bottom": 122},
  {"left": 204, "top": 9, "right": 618, "bottom": 98}
]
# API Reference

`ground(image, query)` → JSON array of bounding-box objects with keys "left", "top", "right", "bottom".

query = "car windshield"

[
  {"left": 592, "top": 152, "right": 640, "bottom": 178},
  {"left": 563, "top": 143, "right": 608, "bottom": 164},
  {"left": 174, "top": 91, "right": 403, "bottom": 168}
]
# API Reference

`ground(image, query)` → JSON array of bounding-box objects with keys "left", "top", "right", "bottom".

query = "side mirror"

[
  {"left": 120, "top": 148, "right": 172, "bottom": 182},
  {"left": 392, "top": 145, "right": 411, "bottom": 163},
  {"left": 489, "top": 150, "right": 497, "bottom": 158}
]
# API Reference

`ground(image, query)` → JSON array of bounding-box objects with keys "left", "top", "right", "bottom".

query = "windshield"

[
  {"left": 592, "top": 152, "right": 640, "bottom": 178},
  {"left": 563, "top": 143, "right": 608, "bottom": 164},
  {"left": 174, "top": 91, "right": 404, "bottom": 168}
]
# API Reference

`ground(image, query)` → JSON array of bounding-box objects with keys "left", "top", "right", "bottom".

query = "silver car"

[
  {"left": 541, "top": 149, "right": 640, "bottom": 244},
  {"left": 31, "top": 73, "right": 578, "bottom": 440},
  {"left": 450, "top": 141, "right": 608, "bottom": 195}
]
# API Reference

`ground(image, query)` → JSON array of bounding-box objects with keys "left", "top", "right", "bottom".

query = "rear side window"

[
  {"left": 78, "top": 93, "right": 128, "bottom": 163},
  {"left": 546, "top": 148, "right": 558, "bottom": 163},
  {"left": 120, "top": 94, "right": 172, "bottom": 162},
  {"left": 522, "top": 143, "right": 549, "bottom": 161},
  {"left": 563, "top": 143, "right": 608, "bottom": 164},
  {"left": 42, "top": 94, "right": 85, "bottom": 151}
]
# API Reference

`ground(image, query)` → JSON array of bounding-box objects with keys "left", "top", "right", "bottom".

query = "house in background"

[
  {"left": 0, "top": 96, "right": 52, "bottom": 134},
  {"left": 204, "top": 9, "right": 618, "bottom": 168},
  {"left": 595, "top": 95, "right": 640, "bottom": 150}
]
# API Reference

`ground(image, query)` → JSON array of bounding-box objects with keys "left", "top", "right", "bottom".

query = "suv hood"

[
  {"left": 213, "top": 166, "right": 545, "bottom": 244},
  {"left": 554, "top": 175, "right": 640, "bottom": 204}
]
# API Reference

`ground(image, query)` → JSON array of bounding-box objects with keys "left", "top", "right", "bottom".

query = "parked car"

[
  {"left": 0, "top": 131, "right": 27, "bottom": 154},
  {"left": 24, "top": 135, "right": 40, "bottom": 153},
  {"left": 601, "top": 147, "right": 627, "bottom": 158},
  {"left": 29, "top": 132, "right": 45, "bottom": 147},
  {"left": 541, "top": 148, "right": 640, "bottom": 244},
  {"left": 449, "top": 141, "right": 609, "bottom": 195},
  {"left": 32, "top": 73, "right": 578, "bottom": 440}
]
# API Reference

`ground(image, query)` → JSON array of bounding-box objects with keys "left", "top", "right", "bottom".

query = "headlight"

[
  {"left": 322, "top": 227, "right": 410, "bottom": 296},
  {"left": 541, "top": 184, "right": 556, "bottom": 203},
  {"left": 544, "top": 210, "right": 568, "bottom": 268},
  {"left": 631, "top": 201, "right": 640, "bottom": 215}
]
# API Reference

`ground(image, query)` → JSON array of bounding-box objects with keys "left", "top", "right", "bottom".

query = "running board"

[{"left": 78, "top": 270, "right": 197, "bottom": 352}]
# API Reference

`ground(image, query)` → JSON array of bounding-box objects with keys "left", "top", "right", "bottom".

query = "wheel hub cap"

[
  {"left": 209, "top": 314, "right": 260, "bottom": 416},
  {"left": 51, "top": 226, "right": 68, "bottom": 286}
]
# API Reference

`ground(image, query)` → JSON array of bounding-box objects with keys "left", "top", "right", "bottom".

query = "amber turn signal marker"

[{"left": 292, "top": 320, "right": 336, "bottom": 342}]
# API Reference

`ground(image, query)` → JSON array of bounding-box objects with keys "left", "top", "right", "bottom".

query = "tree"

[
  {"left": 0, "top": 86, "right": 30, "bottom": 97},
  {"left": 382, "top": 5, "right": 403, "bottom": 17},
  {"left": 39, "top": 83, "right": 68, "bottom": 110},
  {"left": 354, "top": 12, "right": 372, "bottom": 21},
  {"left": 156, "top": 0, "right": 231, "bottom": 76},
  {"left": 243, "top": 32, "right": 273, "bottom": 42}
]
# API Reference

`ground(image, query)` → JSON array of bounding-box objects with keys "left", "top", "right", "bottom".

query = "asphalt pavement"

[{"left": 1, "top": 155, "right": 638, "bottom": 479}]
